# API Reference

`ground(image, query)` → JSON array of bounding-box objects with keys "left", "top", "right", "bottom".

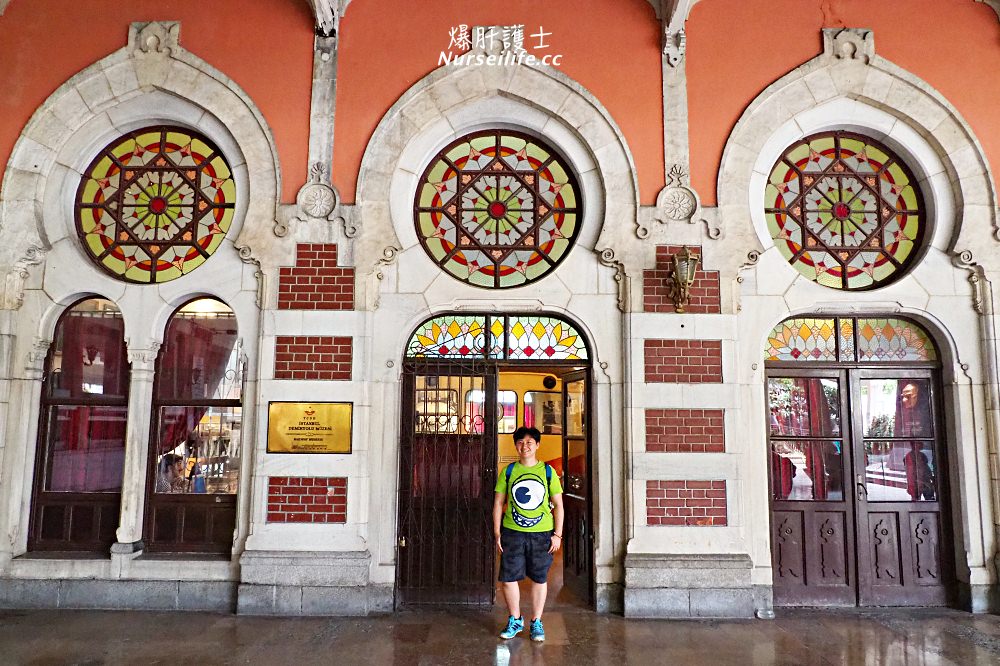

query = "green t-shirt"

[{"left": 494, "top": 460, "right": 563, "bottom": 533}]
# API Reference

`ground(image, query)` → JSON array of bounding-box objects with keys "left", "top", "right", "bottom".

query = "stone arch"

[
  {"left": 0, "top": 20, "right": 282, "bottom": 308},
  {"left": 353, "top": 61, "right": 641, "bottom": 279},
  {"left": 718, "top": 28, "right": 997, "bottom": 266}
]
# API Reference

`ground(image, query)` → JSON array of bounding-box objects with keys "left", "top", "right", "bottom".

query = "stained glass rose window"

[
  {"left": 414, "top": 130, "right": 581, "bottom": 288},
  {"left": 765, "top": 131, "right": 924, "bottom": 290},
  {"left": 75, "top": 126, "right": 235, "bottom": 283}
]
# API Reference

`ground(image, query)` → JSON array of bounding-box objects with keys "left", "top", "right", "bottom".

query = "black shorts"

[{"left": 498, "top": 527, "right": 554, "bottom": 584}]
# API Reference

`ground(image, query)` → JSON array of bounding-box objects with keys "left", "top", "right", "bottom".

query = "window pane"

[
  {"left": 771, "top": 440, "right": 845, "bottom": 501},
  {"left": 768, "top": 377, "right": 841, "bottom": 437},
  {"left": 44, "top": 405, "right": 126, "bottom": 492},
  {"left": 860, "top": 378, "right": 933, "bottom": 438},
  {"left": 47, "top": 299, "right": 128, "bottom": 400},
  {"left": 414, "top": 376, "right": 484, "bottom": 434},
  {"left": 524, "top": 391, "right": 562, "bottom": 434},
  {"left": 157, "top": 300, "right": 240, "bottom": 401},
  {"left": 864, "top": 440, "right": 937, "bottom": 502},
  {"left": 155, "top": 406, "right": 242, "bottom": 494},
  {"left": 566, "top": 381, "right": 585, "bottom": 436}
]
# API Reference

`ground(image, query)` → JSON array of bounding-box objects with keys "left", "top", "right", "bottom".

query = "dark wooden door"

[
  {"left": 396, "top": 360, "right": 497, "bottom": 606},
  {"left": 768, "top": 370, "right": 857, "bottom": 605},
  {"left": 561, "top": 370, "right": 592, "bottom": 603},
  {"left": 851, "top": 369, "right": 954, "bottom": 606}
]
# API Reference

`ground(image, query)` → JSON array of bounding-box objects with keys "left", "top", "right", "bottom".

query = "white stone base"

[{"left": 623, "top": 553, "right": 759, "bottom": 618}]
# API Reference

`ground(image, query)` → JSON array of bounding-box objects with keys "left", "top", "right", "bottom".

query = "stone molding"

[
  {"left": 353, "top": 58, "right": 642, "bottom": 284},
  {"left": 718, "top": 27, "right": 998, "bottom": 277},
  {"left": 0, "top": 19, "right": 282, "bottom": 308}
]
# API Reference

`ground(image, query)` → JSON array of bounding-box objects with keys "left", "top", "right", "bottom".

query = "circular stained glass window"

[
  {"left": 75, "top": 126, "right": 236, "bottom": 283},
  {"left": 765, "top": 131, "right": 924, "bottom": 290},
  {"left": 414, "top": 130, "right": 581, "bottom": 289}
]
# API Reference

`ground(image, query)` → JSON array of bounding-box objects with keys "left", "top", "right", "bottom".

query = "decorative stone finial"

[
  {"left": 822, "top": 28, "right": 875, "bottom": 64},
  {"left": 129, "top": 21, "right": 181, "bottom": 57}
]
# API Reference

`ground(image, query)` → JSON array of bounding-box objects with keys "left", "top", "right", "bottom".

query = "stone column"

[{"left": 112, "top": 343, "right": 159, "bottom": 555}]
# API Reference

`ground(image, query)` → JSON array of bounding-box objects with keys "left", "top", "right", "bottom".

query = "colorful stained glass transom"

[
  {"left": 414, "top": 130, "right": 581, "bottom": 289},
  {"left": 407, "top": 314, "right": 588, "bottom": 360},
  {"left": 765, "top": 317, "right": 936, "bottom": 362},
  {"left": 75, "top": 126, "right": 236, "bottom": 283},
  {"left": 765, "top": 131, "right": 924, "bottom": 290}
]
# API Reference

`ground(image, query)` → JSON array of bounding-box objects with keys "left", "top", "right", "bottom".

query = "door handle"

[{"left": 856, "top": 474, "right": 867, "bottom": 500}]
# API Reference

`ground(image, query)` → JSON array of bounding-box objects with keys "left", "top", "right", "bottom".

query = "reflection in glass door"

[
  {"left": 852, "top": 370, "right": 952, "bottom": 606},
  {"left": 767, "top": 368, "right": 954, "bottom": 607},
  {"left": 768, "top": 371, "right": 856, "bottom": 606}
]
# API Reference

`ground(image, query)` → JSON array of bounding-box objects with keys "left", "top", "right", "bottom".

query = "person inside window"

[{"left": 155, "top": 453, "right": 188, "bottom": 493}]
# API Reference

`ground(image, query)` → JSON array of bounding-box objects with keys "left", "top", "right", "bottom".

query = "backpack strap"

[{"left": 505, "top": 462, "right": 516, "bottom": 484}]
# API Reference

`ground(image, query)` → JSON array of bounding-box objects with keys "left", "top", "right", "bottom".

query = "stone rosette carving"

[
  {"left": 296, "top": 162, "right": 339, "bottom": 220},
  {"left": 654, "top": 165, "right": 699, "bottom": 223}
]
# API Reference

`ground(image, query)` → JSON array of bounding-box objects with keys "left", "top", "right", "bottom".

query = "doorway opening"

[
  {"left": 395, "top": 314, "right": 593, "bottom": 609},
  {"left": 765, "top": 316, "right": 957, "bottom": 607}
]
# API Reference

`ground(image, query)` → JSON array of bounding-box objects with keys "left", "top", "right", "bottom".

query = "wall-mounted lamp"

[{"left": 668, "top": 246, "right": 700, "bottom": 313}]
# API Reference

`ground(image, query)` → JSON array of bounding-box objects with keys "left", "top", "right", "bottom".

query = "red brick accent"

[
  {"left": 277, "top": 244, "right": 355, "bottom": 310},
  {"left": 274, "top": 336, "right": 352, "bottom": 380},
  {"left": 645, "top": 409, "right": 725, "bottom": 452},
  {"left": 643, "top": 245, "right": 721, "bottom": 313},
  {"left": 644, "top": 340, "right": 723, "bottom": 383},
  {"left": 266, "top": 477, "right": 348, "bottom": 523},
  {"left": 646, "top": 480, "right": 727, "bottom": 526}
]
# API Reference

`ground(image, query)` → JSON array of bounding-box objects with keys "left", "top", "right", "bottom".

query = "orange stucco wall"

[
  {"left": 0, "top": 0, "right": 313, "bottom": 203},
  {"left": 687, "top": 0, "right": 1000, "bottom": 206},
  {"left": 334, "top": 0, "right": 664, "bottom": 204}
]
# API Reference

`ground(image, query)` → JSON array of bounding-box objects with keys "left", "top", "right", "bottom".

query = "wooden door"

[
  {"left": 561, "top": 370, "right": 592, "bottom": 603},
  {"left": 851, "top": 369, "right": 954, "bottom": 606},
  {"left": 768, "top": 370, "right": 857, "bottom": 606},
  {"left": 396, "top": 361, "right": 497, "bottom": 606}
]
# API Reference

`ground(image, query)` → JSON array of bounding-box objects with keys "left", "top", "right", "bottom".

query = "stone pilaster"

[{"left": 113, "top": 342, "right": 160, "bottom": 551}]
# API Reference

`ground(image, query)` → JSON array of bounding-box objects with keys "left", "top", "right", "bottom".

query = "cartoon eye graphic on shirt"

[{"left": 511, "top": 477, "right": 545, "bottom": 511}]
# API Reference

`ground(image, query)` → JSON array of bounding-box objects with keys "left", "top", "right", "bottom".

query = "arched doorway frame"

[
  {"left": 393, "top": 310, "right": 596, "bottom": 607},
  {"left": 762, "top": 312, "right": 962, "bottom": 606},
  {"left": 356, "top": 60, "right": 635, "bottom": 613}
]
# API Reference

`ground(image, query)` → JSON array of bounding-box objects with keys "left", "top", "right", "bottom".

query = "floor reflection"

[{"left": 0, "top": 606, "right": 998, "bottom": 665}]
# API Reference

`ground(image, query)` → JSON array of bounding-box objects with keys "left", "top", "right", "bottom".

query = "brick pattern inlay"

[
  {"left": 645, "top": 409, "right": 725, "bottom": 452},
  {"left": 644, "top": 340, "right": 722, "bottom": 383},
  {"left": 274, "top": 336, "right": 352, "bottom": 380},
  {"left": 646, "top": 480, "right": 727, "bottom": 526},
  {"left": 643, "top": 245, "right": 721, "bottom": 313},
  {"left": 277, "top": 244, "right": 355, "bottom": 310},
  {"left": 267, "top": 476, "right": 348, "bottom": 523}
]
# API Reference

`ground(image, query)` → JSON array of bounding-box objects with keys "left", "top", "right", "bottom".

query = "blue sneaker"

[
  {"left": 499, "top": 615, "right": 524, "bottom": 639},
  {"left": 530, "top": 618, "right": 545, "bottom": 642}
]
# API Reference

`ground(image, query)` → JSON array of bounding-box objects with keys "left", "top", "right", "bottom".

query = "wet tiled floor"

[{"left": 1, "top": 606, "right": 999, "bottom": 665}]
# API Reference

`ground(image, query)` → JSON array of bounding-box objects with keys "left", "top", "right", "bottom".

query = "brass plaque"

[{"left": 267, "top": 402, "right": 352, "bottom": 454}]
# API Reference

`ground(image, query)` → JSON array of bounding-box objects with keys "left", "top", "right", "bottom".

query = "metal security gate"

[{"left": 396, "top": 357, "right": 498, "bottom": 606}]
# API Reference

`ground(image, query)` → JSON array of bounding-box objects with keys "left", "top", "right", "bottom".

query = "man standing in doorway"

[{"left": 494, "top": 426, "right": 564, "bottom": 642}]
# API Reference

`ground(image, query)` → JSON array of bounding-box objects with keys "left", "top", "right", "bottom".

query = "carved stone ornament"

[
  {"left": 822, "top": 28, "right": 875, "bottom": 64},
  {"left": 599, "top": 248, "right": 630, "bottom": 313},
  {"left": 3, "top": 244, "right": 45, "bottom": 310},
  {"left": 952, "top": 249, "right": 985, "bottom": 315},
  {"left": 26, "top": 338, "right": 52, "bottom": 374},
  {"left": 662, "top": 28, "right": 686, "bottom": 67},
  {"left": 129, "top": 21, "right": 181, "bottom": 57},
  {"left": 295, "top": 162, "right": 339, "bottom": 219},
  {"left": 126, "top": 341, "right": 162, "bottom": 371},
  {"left": 654, "top": 165, "right": 699, "bottom": 223},
  {"left": 308, "top": 0, "right": 342, "bottom": 38}
]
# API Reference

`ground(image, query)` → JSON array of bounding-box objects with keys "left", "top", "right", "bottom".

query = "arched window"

[
  {"left": 765, "top": 131, "right": 925, "bottom": 290},
  {"left": 145, "top": 298, "right": 242, "bottom": 553},
  {"left": 414, "top": 130, "right": 582, "bottom": 289},
  {"left": 30, "top": 298, "right": 128, "bottom": 552},
  {"left": 406, "top": 314, "right": 588, "bottom": 360}
]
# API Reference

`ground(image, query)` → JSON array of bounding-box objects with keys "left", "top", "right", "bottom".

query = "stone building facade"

[{"left": 0, "top": 0, "right": 998, "bottom": 618}]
